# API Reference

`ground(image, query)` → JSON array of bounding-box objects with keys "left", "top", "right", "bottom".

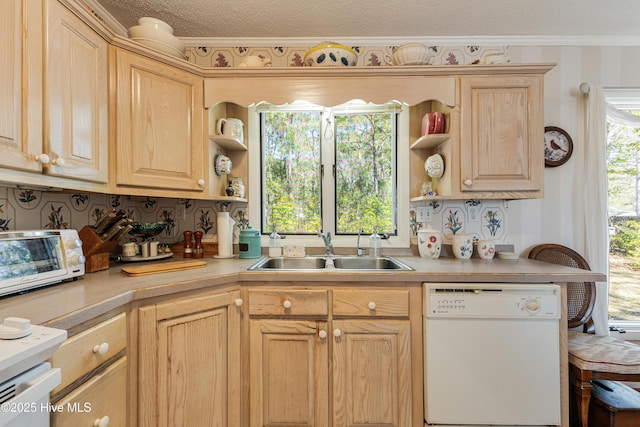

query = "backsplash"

[
  {"left": 0, "top": 187, "right": 509, "bottom": 246},
  {"left": 0, "top": 187, "right": 247, "bottom": 244}
]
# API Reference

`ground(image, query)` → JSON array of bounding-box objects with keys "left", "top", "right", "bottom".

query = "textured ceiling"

[{"left": 94, "top": 0, "right": 640, "bottom": 43}]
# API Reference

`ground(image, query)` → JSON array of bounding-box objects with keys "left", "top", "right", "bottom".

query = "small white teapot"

[{"left": 238, "top": 56, "right": 272, "bottom": 68}]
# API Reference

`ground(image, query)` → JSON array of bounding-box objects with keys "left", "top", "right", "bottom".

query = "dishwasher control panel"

[{"left": 425, "top": 283, "right": 560, "bottom": 319}]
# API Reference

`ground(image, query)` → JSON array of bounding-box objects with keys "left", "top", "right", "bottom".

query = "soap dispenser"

[
  {"left": 369, "top": 228, "right": 381, "bottom": 257},
  {"left": 268, "top": 225, "right": 282, "bottom": 257}
]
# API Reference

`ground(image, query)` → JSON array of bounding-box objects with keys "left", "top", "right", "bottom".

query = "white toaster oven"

[{"left": 0, "top": 230, "right": 85, "bottom": 297}]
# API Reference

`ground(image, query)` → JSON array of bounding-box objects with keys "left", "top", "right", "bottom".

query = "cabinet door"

[
  {"left": 113, "top": 48, "right": 205, "bottom": 193},
  {"left": 0, "top": 0, "right": 42, "bottom": 172},
  {"left": 138, "top": 290, "right": 241, "bottom": 427},
  {"left": 460, "top": 75, "right": 544, "bottom": 194},
  {"left": 332, "top": 319, "right": 412, "bottom": 427},
  {"left": 45, "top": 0, "right": 108, "bottom": 183},
  {"left": 249, "top": 319, "right": 329, "bottom": 427}
]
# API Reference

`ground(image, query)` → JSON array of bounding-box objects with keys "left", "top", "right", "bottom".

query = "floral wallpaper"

[
  {"left": 410, "top": 200, "right": 509, "bottom": 244},
  {"left": 0, "top": 187, "right": 247, "bottom": 245}
]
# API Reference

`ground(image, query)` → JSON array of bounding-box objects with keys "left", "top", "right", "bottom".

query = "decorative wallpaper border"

[{"left": 185, "top": 45, "right": 508, "bottom": 68}]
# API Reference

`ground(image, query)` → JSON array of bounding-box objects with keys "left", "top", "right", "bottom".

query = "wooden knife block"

[{"left": 79, "top": 226, "right": 119, "bottom": 273}]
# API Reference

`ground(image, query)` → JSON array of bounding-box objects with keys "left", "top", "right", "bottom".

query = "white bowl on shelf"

[
  {"left": 127, "top": 25, "right": 185, "bottom": 58},
  {"left": 386, "top": 43, "right": 434, "bottom": 66},
  {"left": 138, "top": 17, "right": 174, "bottom": 35}
]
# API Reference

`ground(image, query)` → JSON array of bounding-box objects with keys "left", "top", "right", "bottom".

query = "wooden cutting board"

[{"left": 120, "top": 260, "right": 207, "bottom": 276}]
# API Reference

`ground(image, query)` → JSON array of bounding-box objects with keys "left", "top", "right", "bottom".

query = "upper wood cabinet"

[
  {"left": 0, "top": 0, "right": 43, "bottom": 173},
  {"left": 459, "top": 74, "right": 544, "bottom": 197},
  {"left": 45, "top": 0, "right": 108, "bottom": 183},
  {"left": 0, "top": 0, "right": 109, "bottom": 191},
  {"left": 110, "top": 47, "right": 206, "bottom": 197}
]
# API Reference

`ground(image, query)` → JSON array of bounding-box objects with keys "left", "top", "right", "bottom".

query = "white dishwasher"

[{"left": 424, "top": 283, "right": 561, "bottom": 426}]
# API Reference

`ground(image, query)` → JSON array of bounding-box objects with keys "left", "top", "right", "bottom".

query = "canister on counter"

[{"left": 239, "top": 227, "right": 261, "bottom": 258}]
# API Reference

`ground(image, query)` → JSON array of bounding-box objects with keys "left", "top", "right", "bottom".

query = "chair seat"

[{"left": 568, "top": 331, "right": 640, "bottom": 374}]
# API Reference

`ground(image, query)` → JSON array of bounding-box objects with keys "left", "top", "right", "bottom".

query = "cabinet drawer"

[
  {"left": 51, "top": 356, "right": 127, "bottom": 427},
  {"left": 248, "top": 289, "right": 328, "bottom": 316},
  {"left": 333, "top": 289, "right": 410, "bottom": 317},
  {"left": 50, "top": 313, "right": 126, "bottom": 394}
]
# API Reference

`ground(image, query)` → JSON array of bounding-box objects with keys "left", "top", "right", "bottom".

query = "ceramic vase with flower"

[
  {"left": 417, "top": 227, "right": 442, "bottom": 260},
  {"left": 452, "top": 234, "right": 473, "bottom": 259}
]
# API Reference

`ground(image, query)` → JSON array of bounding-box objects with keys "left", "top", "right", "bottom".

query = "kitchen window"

[{"left": 247, "top": 101, "right": 410, "bottom": 248}]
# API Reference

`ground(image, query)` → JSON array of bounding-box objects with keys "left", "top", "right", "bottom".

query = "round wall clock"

[{"left": 544, "top": 126, "right": 573, "bottom": 167}]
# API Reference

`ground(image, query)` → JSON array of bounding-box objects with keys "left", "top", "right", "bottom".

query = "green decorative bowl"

[{"left": 129, "top": 222, "right": 165, "bottom": 241}]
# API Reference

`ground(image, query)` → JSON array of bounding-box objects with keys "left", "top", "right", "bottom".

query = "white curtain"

[
  {"left": 581, "top": 85, "right": 640, "bottom": 335},
  {"left": 580, "top": 84, "right": 610, "bottom": 336}
]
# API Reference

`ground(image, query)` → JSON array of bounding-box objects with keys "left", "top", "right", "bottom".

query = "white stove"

[{"left": 0, "top": 317, "right": 66, "bottom": 427}]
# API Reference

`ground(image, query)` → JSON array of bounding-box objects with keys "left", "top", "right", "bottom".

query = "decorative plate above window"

[{"left": 544, "top": 126, "right": 573, "bottom": 167}]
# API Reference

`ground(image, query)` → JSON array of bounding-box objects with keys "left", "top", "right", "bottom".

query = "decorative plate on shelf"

[{"left": 544, "top": 126, "right": 573, "bottom": 167}]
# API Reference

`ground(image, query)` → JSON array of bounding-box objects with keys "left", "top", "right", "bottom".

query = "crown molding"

[
  {"left": 82, "top": 0, "right": 127, "bottom": 36},
  {"left": 179, "top": 35, "right": 640, "bottom": 48}
]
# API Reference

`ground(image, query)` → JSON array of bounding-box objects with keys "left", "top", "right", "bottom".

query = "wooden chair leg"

[{"left": 570, "top": 364, "right": 593, "bottom": 427}]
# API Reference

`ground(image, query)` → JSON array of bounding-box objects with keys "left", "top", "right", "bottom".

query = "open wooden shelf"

[
  {"left": 209, "top": 135, "right": 248, "bottom": 151},
  {"left": 409, "top": 133, "right": 450, "bottom": 150}
]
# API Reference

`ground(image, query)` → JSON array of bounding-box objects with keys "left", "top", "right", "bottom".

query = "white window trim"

[
  {"left": 247, "top": 105, "right": 411, "bottom": 251},
  {"left": 605, "top": 88, "right": 640, "bottom": 340}
]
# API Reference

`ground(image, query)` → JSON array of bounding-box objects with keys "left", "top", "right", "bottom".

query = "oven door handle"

[{"left": 0, "top": 366, "right": 61, "bottom": 425}]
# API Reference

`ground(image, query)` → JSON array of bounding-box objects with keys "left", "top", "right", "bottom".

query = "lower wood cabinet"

[
  {"left": 49, "top": 312, "right": 127, "bottom": 427},
  {"left": 137, "top": 289, "right": 241, "bottom": 427},
  {"left": 247, "top": 286, "right": 421, "bottom": 427}
]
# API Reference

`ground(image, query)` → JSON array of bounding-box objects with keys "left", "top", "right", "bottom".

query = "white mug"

[
  {"left": 477, "top": 240, "right": 496, "bottom": 260},
  {"left": 217, "top": 118, "right": 244, "bottom": 142},
  {"left": 452, "top": 234, "right": 473, "bottom": 259}
]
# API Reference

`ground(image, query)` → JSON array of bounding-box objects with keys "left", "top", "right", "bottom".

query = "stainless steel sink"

[
  {"left": 247, "top": 256, "right": 413, "bottom": 271},
  {"left": 247, "top": 257, "right": 327, "bottom": 270},
  {"left": 332, "top": 256, "right": 413, "bottom": 271}
]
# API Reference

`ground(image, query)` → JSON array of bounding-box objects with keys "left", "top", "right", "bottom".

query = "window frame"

[{"left": 247, "top": 102, "right": 411, "bottom": 250}]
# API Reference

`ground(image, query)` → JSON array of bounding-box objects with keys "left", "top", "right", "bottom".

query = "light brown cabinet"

[
  {"left": 45, "top": 0, "right": 109, "bottom": 183},
  {"left": 110, "top": 47, "right": 206, "bottom": 197},
  {"left": 137, "top": 289, "right": 241, "bottom": 427},
  {"left": 247, "top": 286, "right": 421, "bottom": 427},
  {"left": 0, "top": 0, "right": 108, "bottom": 186},
  {"left": 49, "top": 312, "right": 127, "bottom": 427},
  {"left": 0, "top": 0, "right": 42, "bottom": 174},
  {"left": 410, "top": 71, "right": 547, "bottom": 200},
  {"left": 459, "top": 74, "right": 544, "bottom": 197}
]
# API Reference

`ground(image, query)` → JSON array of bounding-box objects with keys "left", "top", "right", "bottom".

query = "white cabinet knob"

[
  {"left": 333, "top": 329, "right": 341, "bottom": 338},
  {"left": 52, "top": 157, "right": 66, "bottom": 167},
  {"left": 198, "top": 179, "right": 205, "bottom": 187},
  {"left": 93, "top": 416, "right": 110, "bottom": 427},
  {"left": 235, "top": 298, "right": 243, "bottom": 307},
  {"left": 283, "top": 300, "right": 292, "bottom": 309},
  {"left": 93, "top": 342, "right": 109, "bottom": 356},
  {"left": 318, "top": 330, "right": 327, "bottom": 339},
  {"left": 464, "top": 179, "right": 473, "bottom": 186},
  {"left": 368, "top": 301, "right": 376, "bottom": 310},
  {"left": 36, "top": 154, "right": 51, "bottom": 165}
]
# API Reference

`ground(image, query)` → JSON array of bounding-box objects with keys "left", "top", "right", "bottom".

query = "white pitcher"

[{"left": 217, "top": 118, "right": 244, "bottom": 143}]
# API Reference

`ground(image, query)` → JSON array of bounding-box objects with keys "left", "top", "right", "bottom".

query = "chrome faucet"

[
  {"left": 318, "top": 231, "right": 333, "bottom": 255},
  {"left": 356, "top": 227, "right": 364, "bottom": 256}
]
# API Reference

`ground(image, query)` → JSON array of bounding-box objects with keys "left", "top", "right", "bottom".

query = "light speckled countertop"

[{"left": 0, "top": 255, "right": 606, "bottom": 329}]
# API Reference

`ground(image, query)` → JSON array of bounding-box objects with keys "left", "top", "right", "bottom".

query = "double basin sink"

[{"left": 248, "top": 255, "right": 414, "bottom": 271}]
